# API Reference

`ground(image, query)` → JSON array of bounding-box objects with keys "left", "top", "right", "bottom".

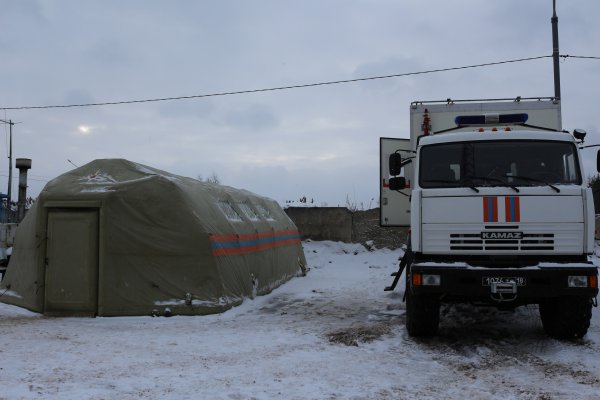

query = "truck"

[{"left": 380, "top": 97, "right": 599, "bottom": 338}]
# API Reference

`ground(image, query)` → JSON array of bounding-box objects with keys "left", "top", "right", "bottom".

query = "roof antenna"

[{"left": 67, "top": 159, "right": 79, "bottom": 168}]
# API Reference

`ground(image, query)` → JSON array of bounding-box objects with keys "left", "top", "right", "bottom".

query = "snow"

[
  {"left": 134, "top": 165, "right": 181, "bottom": 183},
  {"left": 154, "top": 296, "right": 236, "bottom": 308},
  {"left": 78, "top": 171, "right": 117, "bottom": 185},
  {"left": 77, "top": 168, "right": 165, "bottom": 190},
  {"left": 0, "top": 290, "right": 22, "bottom": 299},
  {"left": 79, "top": 187, "right": 114, "bottom": 193},
  {"left": 1, "top": 240, "right": 600, "bottom": 399}
]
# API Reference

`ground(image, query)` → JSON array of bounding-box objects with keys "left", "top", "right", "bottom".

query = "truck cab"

[{"left": 381, "top": 98, "right": 598, "bottom": 338}]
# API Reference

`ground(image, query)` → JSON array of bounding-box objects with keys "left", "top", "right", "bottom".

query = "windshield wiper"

[
  {"left": 461, "top": 175, "right": 520, "bottom": 193},
  {"left": 459, "top": 178, "right": 480, "bottom": 193},
  {"left": 509, "top": 175, "right": 561, "bottom": 193}
]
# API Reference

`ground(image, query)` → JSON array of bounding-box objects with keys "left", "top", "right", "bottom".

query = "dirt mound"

[{"left": 327, "top": 323, "right": 392, "bottom": 346}]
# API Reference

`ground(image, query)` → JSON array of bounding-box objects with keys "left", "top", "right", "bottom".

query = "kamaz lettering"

[{"left": 481, "top": 231, "right": 523, "bottom": 240}]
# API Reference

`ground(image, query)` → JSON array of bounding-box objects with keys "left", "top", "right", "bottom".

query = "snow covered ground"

[{"left": 1, "top": 240, "right": 600, "bottom": 400}]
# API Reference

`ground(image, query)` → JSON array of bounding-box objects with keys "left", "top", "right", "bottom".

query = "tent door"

[{"left": 44, "top": 209, "right": 99, "bottom": 316}]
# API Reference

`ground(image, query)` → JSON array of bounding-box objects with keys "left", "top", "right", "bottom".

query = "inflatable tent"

[{"left": 0, "top": 159, "right": 306, "bottom": 316}]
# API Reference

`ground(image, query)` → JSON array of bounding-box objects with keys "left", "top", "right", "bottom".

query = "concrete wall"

[
  {"left": 285, "top": 207, "right": 408, "bottom": 249},
  {"left": 351, "top": 208, "right": 408, "bottom": 249},
  {"left": 285, "top": 207, "right": 353, "bottom": 243}
]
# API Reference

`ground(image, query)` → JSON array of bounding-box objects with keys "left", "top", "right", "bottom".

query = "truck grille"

[{"left": 450, "top": 233, "right": 554, "bottom": 251}]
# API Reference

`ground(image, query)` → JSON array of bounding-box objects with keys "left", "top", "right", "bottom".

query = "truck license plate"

[{"left": 482, "top": 277, "right": 526, "bottom": 286}]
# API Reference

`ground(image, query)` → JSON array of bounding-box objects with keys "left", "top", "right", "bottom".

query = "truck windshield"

[{"left": 419, "top": 140, "right": 581, "bottom": 189}]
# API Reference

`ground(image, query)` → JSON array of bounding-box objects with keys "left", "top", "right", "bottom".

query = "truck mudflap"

[{"left": 409, "top": 262, "right": 599, "bottom": 304}]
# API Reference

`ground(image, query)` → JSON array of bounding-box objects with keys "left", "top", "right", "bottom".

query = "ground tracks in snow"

[
  {"left": 256, "top": 282, "right": 600, "bottom": 398},
  {"left": 413, "top": 304, "right": 600, "bottom": 398}
]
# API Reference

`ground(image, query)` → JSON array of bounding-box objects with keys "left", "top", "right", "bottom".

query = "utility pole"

[
  {"left": 552, "top": 0, "right": 561, "bottom": 100},
  {"left": 0, "top": 119, "right": 14, "bottom": 223}
]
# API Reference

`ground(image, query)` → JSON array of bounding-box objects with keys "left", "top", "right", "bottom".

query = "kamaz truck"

[{"left": 380, "top": 97, "right": 598, "bottom": 338}]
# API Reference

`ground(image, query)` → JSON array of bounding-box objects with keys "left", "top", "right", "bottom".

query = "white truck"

[{"left": 380, "top": 97, "right": 599, "bottom": 338}]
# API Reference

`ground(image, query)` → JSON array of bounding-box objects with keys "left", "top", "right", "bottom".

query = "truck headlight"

[
  {"left": 422, "top": 274, "right": 441, "bottom": 286},
  {"left": 567, "top": 276, "right": 597, "bottom": 288}
]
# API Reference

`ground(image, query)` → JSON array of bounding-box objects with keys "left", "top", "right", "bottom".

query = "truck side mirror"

[
  {"left": 389, "top": 177, "right": 406, "bottom": 191},
  {"left": 573, "top": 129, "right": 587, "bottom": 142},
  {"left": 389, "top": 153, "right": 402, "bottom": 176},
  {"left": 597, "top": 150, "right": 600, "bottom": 173}
]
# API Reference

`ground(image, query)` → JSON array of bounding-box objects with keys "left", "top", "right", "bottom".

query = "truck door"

[{"left": 380, "top": 137, "right": 411, "bottom": 227}]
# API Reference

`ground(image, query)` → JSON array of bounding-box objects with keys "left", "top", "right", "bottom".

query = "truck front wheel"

[
  {"left": 405, "top": 286, "right": 440, "bottom": 337},
  {"left": 539, "top": 296, "right": 593, "bottom": 339}
]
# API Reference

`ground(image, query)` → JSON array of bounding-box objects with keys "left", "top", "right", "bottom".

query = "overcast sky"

[{"left": 1, "top": 0, "right": 599, "bottom": 207}]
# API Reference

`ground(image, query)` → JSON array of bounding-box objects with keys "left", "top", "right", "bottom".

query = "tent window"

[
  {"left": 238, "top": 203, "right": 261, "bottom": 221},
  {"left": 217, "top": 201, "right": 243, "bottom": 222},
  {"left": 255, "top": 204, "right": 276, "bottom": 221}
]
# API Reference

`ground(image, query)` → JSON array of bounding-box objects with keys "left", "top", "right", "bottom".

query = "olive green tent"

[{"left": 0, "top": 159, "right": 306, "bottom": 316}]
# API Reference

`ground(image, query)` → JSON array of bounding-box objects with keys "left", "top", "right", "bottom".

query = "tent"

[{"left": 0, "top": 159, "right": 306, "bottom": 316}]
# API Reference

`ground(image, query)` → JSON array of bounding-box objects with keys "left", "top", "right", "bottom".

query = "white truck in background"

[{"left": 381, "top": 97, "right": 599, "bottom": 338}]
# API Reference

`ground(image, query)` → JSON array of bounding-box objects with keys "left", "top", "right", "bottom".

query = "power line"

[
  {"left": 0, "top": 55, "right": 554, "bottom": 111},
  {"left": 0, "top": 171, "right": 52, "bottom": 179},
  {"left": 0, "top": 174, "right": 50, "bottom": 183},
  {"left": 560, "top": 54, "right": 600, "bottom": 60}
]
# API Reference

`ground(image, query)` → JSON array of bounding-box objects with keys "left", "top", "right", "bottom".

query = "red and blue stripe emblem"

[
  {"left": 209, "top": 230, "right": 301, "bottom": 256},
  {"left": 483, "top": 196, "right": 521, "bottom": 223},
  {"left": 483, "top": 196, "right": 498, "bottom": 222},
  {"left": 504, "top": 196, "right": 520, "bottom": 222}
]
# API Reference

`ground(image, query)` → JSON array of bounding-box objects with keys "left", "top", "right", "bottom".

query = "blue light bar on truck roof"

[{"left": 454, "top": 113, "right": 528, "bottom": 127}]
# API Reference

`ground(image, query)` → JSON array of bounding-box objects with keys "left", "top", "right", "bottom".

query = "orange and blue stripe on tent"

[
  {"left": 209, "top": 230, "right": 301, "bottom": 256},
  {"left": 483, "top": 196, "right": 498, "bottom": 222},
  {"left": 504, "top": 196, "right": 520, "bottom": 222}
]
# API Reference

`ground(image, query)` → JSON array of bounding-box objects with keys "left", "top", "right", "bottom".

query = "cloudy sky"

[{"left": 1, "top": 0, "right": 599, "bottom": 207}]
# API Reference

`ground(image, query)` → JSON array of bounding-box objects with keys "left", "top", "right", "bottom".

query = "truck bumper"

[{"left": 410, "top": 262, "right": 598, "bottom": 304}]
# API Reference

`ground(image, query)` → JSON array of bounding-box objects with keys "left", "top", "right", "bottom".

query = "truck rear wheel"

[
  {"left": 405, "top": 284, "right": 440, "bottom": 337},
  {"left": 539, "top": 296, "right": 593, "bottom": 339}
]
